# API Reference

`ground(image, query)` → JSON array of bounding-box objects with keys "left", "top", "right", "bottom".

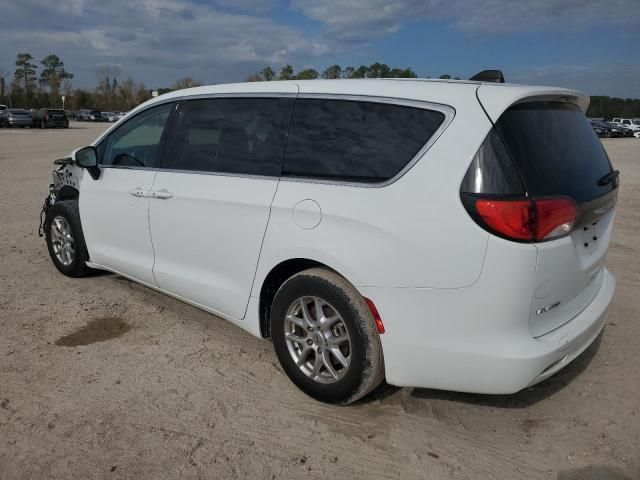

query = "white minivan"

[{"left": 41, "top": 79, "right": 618, "bottom": 404}]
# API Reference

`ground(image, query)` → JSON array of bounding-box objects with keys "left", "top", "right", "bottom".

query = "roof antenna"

[{"left": 469, "top": 70, "right": 505, "bottom": 83}]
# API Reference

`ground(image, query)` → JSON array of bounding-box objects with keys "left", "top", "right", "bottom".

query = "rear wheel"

[
  {"left": 271, "top": 268, "right": 384, "bottom": 404},
  {"left": 44, "top": 200, "right": 91, "bottom": 277}
]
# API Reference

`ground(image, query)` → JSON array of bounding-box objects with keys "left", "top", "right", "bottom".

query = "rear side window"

[
  {"left": 495, "top": 102, "right": 614, "bottom": 203},
  {"left": 162, "top": 97, "right": 294, "bottom": 176},
  {"left": 460, "top": 129, "right": 524, "bottom": 195},
  {"left": 282, "top": 99, "right": 445, "bottom": 183}
]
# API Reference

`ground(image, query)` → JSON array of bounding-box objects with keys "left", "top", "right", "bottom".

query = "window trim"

[{"left": 280, "top": 94, "right": 454, "bottom": 188}]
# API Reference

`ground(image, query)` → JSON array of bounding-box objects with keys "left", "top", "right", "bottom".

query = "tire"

[
  {"left": 44, "top": 200, "right": 91, "bottom": 277},
  {"left": 271, "top": 268, "right": 385, "bottom": 405}
]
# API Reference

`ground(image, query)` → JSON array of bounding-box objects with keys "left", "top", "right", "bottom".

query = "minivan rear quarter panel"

[{"left": 253, "top": 81, "right": 493, "bottom": 293}]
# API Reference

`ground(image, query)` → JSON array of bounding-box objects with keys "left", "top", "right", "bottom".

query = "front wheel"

[
  {"left": 271, "top": 268, "right": 384, "bottom": 404},
  {"left": 44, "top": 200, "right": 91, "bottom": 277}
]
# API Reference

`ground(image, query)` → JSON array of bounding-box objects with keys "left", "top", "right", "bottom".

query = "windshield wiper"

[{"left": 597, "top": 170, "right": 619, "bottom": 186}]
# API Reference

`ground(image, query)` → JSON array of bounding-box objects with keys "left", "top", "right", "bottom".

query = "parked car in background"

[
  {"left": 591, "top": 120, "right": 612, "bottom": 138},
  {"left": 0, "top": 104, "right": 8, "bottom": 113},
  {"left": 89, "top": 110, "right": 105, "bottom": 122},
  {"left": 118, "top": 111, "right": 129, "bottom": 119},
  {"left": 612, "top": 118, "right": 640, "bottom": 132},
  {"left": 604, "top": 122, "right": 626, "bottom": 137},
  {"left": 609, "top": 123, "right": 635, "bottom": 137},
  {"left": 71, "top": 110, "right": 92, "bottom": 121},
  {"left": 102, "top": 112, "right": 119, "bottom": 122},
  {"left": 0, "top": 108, "right": 34, "bottom": 128},
  {"left": 621, "top": 127, "right": 636, "bottom": 137},
  {"left": 33, "top": 108, "right": 70, "bottom": 129},
  {"left": 41, "top": 79, "right": 618, "bottom": 404}
]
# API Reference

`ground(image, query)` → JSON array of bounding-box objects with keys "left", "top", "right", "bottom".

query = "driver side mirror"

[{"left": 74, "top": 146, "right": 100, "bottom": 180}]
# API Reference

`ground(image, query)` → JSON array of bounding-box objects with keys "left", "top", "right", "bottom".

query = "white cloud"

[
  {"left": 292, "top": 0, "right": 640, "bottom": 40},
  {"left": 0, "top": 0, "right": 638, "bottom": 96},
  {"left": 0, "top": 0, "right": 325, "bottom": 86}
]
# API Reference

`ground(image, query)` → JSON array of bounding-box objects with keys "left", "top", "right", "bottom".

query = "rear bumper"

[
  {"left": 8, "top": 119, "right": 33, "bottom": 126},
  {"left": 44, "top": 120, "right": 68, "bottom": 127},
  {"left": 358, "top": 267, "right": 615, "bottom": 394}
]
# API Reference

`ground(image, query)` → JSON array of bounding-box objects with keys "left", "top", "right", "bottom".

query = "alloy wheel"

[
  {"left": 50, "top": 216, "right": 75, "bottom": 266},
  {"left": 284, "top": 296, "right": 351, "bottom": 384}
]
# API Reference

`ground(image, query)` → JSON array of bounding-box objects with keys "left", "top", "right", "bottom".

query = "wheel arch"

[
  {"left": 58, "top": 185, "right": 79, "bottom": 201},
  {"left": 258, "top": 258, "right": 349, "bottom": 338}
]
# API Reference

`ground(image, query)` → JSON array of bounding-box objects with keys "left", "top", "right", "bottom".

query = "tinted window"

[
  {"left": 283, "top": 99, "right": 445, "bottom": 182},
  {"left": 162, "top": 97, "right": 294, "bottom": 176},
  {"left": 100, "top": 102, "right": 175, "bottom": 168},
  {"left": 495, "top": 102, "right": 614, "bottom": 203},
  {"left": 460, "top": 129, "right": 524, "bottom": 195}
]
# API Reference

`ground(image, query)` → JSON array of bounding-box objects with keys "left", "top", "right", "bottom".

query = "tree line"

[
  {"left": 586, "top": 96, "right": 640, "bottom": 119},
  {"left": 246, "top": 63, "right": 424, "bottom": 81},
  {"left": 0, "top": 52, "right": 204, "bottom": 112},
  {"left": 1, "top": 52, "right": 639, "bottom": 117}
]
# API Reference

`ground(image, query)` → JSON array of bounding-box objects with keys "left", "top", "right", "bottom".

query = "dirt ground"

[{"left": 0, "top": 123, "right": 638, "bottom": 480}]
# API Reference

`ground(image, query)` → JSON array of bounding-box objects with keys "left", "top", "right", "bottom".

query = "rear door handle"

[{"left": 151, "top": 189, "right": 173, "bottom": 200}]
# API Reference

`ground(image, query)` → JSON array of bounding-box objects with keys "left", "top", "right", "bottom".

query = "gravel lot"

[{"left": 0, "top": 123, "right": 638, "bottom": 479}]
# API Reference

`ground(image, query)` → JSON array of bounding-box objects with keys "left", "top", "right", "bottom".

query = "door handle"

[{"left": 151, "top": 189, "right": 173, "bottom": 200}]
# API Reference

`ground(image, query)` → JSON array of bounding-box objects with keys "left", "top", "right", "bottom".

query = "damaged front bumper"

[{"left": 38, "top": 156, "right": 82, "bottom": 237}]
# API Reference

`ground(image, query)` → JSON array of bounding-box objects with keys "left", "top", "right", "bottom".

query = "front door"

[
  {"left": 80, "top": 102, "right": 176, "bottom": 285},
  {"left": 149, "top": 95, "right": 295, "bottom": 319}
]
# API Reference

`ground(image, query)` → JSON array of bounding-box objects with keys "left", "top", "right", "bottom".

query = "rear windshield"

[
  {"left": 48, "top": 109, "right": 65, "bottom": 114},
  {"left": 495, "top": 102, "right": 614, "bottom": 203}
]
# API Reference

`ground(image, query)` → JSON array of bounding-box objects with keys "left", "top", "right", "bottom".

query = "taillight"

[
  {"left": 475, "top": 199, "right": 532, "bottom": 240},
  {"left": 470, "top": 196, "right": 577, "bottom": 242},
  {"left": 534, "top": 198, "right": 578, "bottom": 240}
]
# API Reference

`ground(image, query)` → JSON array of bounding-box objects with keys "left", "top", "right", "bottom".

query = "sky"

[{"left": 0, "top": 0, "right": 639, "bottom": 97}]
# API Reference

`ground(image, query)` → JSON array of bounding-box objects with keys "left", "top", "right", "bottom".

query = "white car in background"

[
  {"left": 102, "top": 112, "right": 119, "bottom": 122},
  {"left": 40, "top": 77, "right": 618, "bottom": 404},
  {"left": 612, "top": 118, "right": 640, "bottom": 132}
]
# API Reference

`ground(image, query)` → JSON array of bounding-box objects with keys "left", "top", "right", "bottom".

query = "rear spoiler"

[{"left": 469, "top": 70, "right": 505, "bottom": 83}]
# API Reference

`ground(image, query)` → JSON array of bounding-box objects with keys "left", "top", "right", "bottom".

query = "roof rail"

[{"left": 469, "top": 70, "right": 505, "bottom": 83}]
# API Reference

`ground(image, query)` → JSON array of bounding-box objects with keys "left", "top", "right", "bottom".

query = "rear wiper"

[{"left": 597, "top": 170, "right": 619, "bottom": 186}]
